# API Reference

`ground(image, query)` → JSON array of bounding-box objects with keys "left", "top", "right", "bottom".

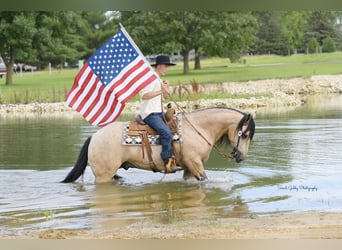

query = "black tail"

[{"left": 61, "top": 136, "right": 91, "bottom": 183}]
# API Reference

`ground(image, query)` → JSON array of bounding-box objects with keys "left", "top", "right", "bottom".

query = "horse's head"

[
  {"left": 215, "top": 111, "right": 255, "bottom": 163},
  {"left": 230, "top": 112, "right": 255, "bottom": 162}
]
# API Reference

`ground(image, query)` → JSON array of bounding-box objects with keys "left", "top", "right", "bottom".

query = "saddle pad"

[{"left": 122, "top": 115, "right": 183, "bottom": 145}]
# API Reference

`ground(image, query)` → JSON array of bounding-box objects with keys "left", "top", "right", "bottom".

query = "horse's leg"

[
  {"left": 182, "top": 169, "right": 193, "bottom": 180},
  {"left": 182, "top": 158, "right": 207, "bottom": 181},
  {"left": 88, "top": 124, "right": 123, "bottom": 184},
  {"left": 91, "top": 158, "right": 120, "bottom": 184},
  {"left": 89, "top": 147, "right": 122, "bottom": 183}
]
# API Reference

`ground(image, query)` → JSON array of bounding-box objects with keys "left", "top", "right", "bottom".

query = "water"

[{"left": 0, "top": 95, "right": 341, "bottom": 236}]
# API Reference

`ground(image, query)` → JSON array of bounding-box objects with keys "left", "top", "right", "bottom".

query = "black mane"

[
  {"left": 189, "top": 106, "right": 245, "bottom": 115},
  {"left": 215, "top": 112, "right": 255, "bottom": 148},
  {"left": 236, "top": 113, "right": 255, "bottom": 140}
]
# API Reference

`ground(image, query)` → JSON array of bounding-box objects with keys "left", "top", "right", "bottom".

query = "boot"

[{"left": 164, "top": 157, "right": 182, "bottom": 173}]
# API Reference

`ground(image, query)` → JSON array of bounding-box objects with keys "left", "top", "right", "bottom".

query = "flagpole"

[
  {"left": 119, "top": 23, "right": 170, "bottom": 115},
  {"left": 119, "top": 23, "right": 163, "bottom": 85},
  {"left": 119, "top": 23, "right": 154, "bottom": 70}
]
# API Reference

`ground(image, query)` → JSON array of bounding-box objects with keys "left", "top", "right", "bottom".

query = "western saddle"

[{"left": 127, "top": 106, "right": 179, "bottom": 173}]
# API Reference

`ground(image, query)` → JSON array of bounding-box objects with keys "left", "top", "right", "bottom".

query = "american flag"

[{"left": 66, "top": 26, "right": 158, "bottom": 126}]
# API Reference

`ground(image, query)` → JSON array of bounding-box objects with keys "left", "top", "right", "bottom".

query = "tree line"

[{"left": 0, "top": 11, "right": 341, "bottom": 85}]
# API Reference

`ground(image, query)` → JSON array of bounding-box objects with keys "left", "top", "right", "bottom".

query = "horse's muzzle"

[{"left": 231, "top": 149, "right": 245, "bottom": 163}]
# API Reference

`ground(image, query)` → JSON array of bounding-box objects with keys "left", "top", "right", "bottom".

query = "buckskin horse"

[{"left": 62, "top": 107, "right": 255, "bottom": 183}]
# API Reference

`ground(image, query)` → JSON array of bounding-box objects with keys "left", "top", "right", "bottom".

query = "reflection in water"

[
  {"left": 0, "top": 95, "right": 341, "bottom": 235},
  {"left": 89, "top": 181, "right": 208, "bottom": 228},
  {"left": 87, "top": 170, "right": 254, "bottom": 230}
]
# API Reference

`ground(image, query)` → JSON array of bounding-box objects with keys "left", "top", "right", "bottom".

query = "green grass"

[
  {"left": 1, "top": 52, "right": 342, "bottom": 104},
  {"left": 166, "top": 52, "right": 342, "bottom": 84},
  {"left": 0, "top": 70, "right": 74, "bottom": 103}
]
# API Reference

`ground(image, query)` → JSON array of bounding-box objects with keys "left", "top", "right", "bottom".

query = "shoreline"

[
  {"left": 4, "top": 211, "right": 342, "bottom": 239},
  {"left": 0, "top": 74, "right": 341, "bottom": 116}
]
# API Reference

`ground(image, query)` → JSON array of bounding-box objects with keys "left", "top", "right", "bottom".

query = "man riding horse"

[{"left": 139, "top": 55, "right": 179, "bottom": 173}]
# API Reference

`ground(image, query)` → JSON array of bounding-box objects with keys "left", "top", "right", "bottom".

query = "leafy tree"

[
  {"left": 253, "top": 11, "right": 340, "bottom": 55},
  {"left": 34, "top": 11, "right": 86, "bottom": 68},
  {"left": 121, "top": 11, "right": 258, "bottom": 74},
  {"left": 280, "top": 11, "right": 309, "bottom": 54},
  {"left": 121, "top": 11, "right": 193, "bottom": 73},
  {"left": 0, "top": 12, "right": 38, "bottom": 84},
  {"left": 336, "top": 11, "right": 342, "bottom": 50},
  {"left": 79, "top": 11, "right": 120, "bottom": 60},
  {"left": 303, "top": 11, "right": 340, "bottom": 49},
  {"left": 202, "top": 12, "right": 258, "bottom": 62},
  {"left": 35, "top": 11, "right": 115, "bottom": 68},
  {"left": 121, "top": 11, "right": 179, "bottom": 55},
  {"left": 322, "top": 36, "right": 336, "bottom": 52},
  {"left": 0, "top": 11, "right": 84, "bottom": 85},
  {"left": 307, "top": 37, "right": 319, "bottom": 53},
  {"left": 252, "top": 11, "right": 291, "bottom": 55},
  {"left": 0, "top": 11, "right": 117, "bottom": 85}
]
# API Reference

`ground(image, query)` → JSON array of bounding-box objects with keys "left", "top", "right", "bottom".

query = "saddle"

[
  {"left": 127, "top": 108, "right": 178, "bottom": 136},
  {"left": 127, "top": 107, "right": 179, "bottom": 173}
]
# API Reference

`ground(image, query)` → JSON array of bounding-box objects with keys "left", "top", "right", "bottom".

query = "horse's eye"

[{"left": 242, "top": 133, "right": 248, "bottom": 139}]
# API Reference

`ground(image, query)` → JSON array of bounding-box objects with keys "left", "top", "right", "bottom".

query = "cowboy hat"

[{"left": 151, "top": 55, "right": 176, "bottom": 67}]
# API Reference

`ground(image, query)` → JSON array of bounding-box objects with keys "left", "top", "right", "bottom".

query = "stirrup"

[{"left": 164, "top": 157, "right": 182, "bottom": 173}]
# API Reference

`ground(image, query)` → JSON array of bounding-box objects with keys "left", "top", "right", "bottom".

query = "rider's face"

[{"left": 155, "top": 64, "right": 169, "bottom": 76}]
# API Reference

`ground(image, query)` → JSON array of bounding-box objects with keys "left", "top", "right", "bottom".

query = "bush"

[
  {"left": 322, "top": 37, "right": 336, "bottom": 53},
  {"left": 307, "top": 37, "right": 320, "bottom": 54}
]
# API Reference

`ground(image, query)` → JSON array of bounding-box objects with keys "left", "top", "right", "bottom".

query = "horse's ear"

[
  {"left": 251, "top": 111, "right": 257, "bottom": 120},
  {"left": 245, "top": 111, "right": 256, "bottom": 124}
]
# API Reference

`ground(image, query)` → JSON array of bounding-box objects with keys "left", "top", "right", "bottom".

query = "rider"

[{"left": 139, "top": 55, "right": 177, "bottom": 172}]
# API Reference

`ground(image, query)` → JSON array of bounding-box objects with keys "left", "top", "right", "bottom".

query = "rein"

[
  {"left": 184, "top": 113, "right": 236, "bottom": 160},
  {"left": 167, "top": 94, "right": 244, "bottom": 160}
]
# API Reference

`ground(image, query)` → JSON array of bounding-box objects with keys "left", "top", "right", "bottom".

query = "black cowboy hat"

[{"left": 151, "top": 55, "right": 176, "bottom": 67}]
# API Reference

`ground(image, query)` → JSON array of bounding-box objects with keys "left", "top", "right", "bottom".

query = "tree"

[
  {"left": 280, "top": 11, "right": 308, "bottom": 54},
  {"left": 252, "top": 11, "right": 290, "bottom": 55},
  {"left": 121, "top": 11, "right": 258, "bottom": 74},
  {"left": 34, "top": 11, "right": 116, "bottom": 69},
  {"left": 322, "top": 36, "right": 336, "bottom": 52},
  {"left": 121, "top": 11, "right": 188, "bottom": 72},
  {"left": 0, "top": 11, "right": 86, "bottom": 85},
  {"left": 307, "top": 37, "right": 319, "bottom": 53},
  {"left": 303, "top": 11, "right": 340, "bottom": 50},
  {"left": 0, "top": 12, "right": 38, "bottom": 85},
  {"left": 34, "top": 11, "right": 86, "bottom": 68},
  {"left": 202, "top": 12, "right": 258, "bottom": 62},
  {"left": 0, "top": 11, "right": 118, "bottom": 85},
  {"left": 79, "top": 11, "right": 120, "bottom": 60}
]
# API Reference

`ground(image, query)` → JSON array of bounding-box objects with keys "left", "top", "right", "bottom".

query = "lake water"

[{"left": 0, "top": 95, "right": 341, "bottom": 236}]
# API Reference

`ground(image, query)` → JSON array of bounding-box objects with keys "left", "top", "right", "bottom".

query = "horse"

[{"left": 61, "top": 107, "right": 255, "bottom": 184}]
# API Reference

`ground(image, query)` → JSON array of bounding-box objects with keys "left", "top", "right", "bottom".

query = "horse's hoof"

[
  {"left": 182, "top": 170, "right": 192, "bottom": 180},
  {"left": 196, "top": 174, "right": 207, "bottom": 181},
  {"left": 113, "top": 174, "right": 123, "bottom": 180}
]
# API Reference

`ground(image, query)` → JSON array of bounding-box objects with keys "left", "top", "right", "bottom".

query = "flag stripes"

[{"left": 66, "top": 27, "right": 158, "bottom": 126}]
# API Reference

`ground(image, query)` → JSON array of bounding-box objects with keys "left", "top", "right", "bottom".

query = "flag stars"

[{"left": 88, "top": 30, "right": 139, "bottom": 84}]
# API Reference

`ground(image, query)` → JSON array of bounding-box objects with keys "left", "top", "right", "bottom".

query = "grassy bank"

[
  {"left": 166, "top": 52, "right": 342, "bottom": 83},
  {"left": 0, "top": 52, "right": 342, "bottom": 104}
]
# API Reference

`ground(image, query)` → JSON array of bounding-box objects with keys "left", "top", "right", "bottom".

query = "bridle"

[
  {"left": 216, "top": 128, "right": 249, "bottom": 160},
  {"left": 230, "top": 130, "right": 244, "bottom": 159},
  {"left": 184, "top": 113, "right": 249, "bottom": 160},
  {"left": 167, "top": 93, "right": 252, "bottom": 161}
]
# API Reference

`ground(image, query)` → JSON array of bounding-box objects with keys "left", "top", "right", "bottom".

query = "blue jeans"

[{"left": 143, "top": 112, "right": 172, "bottom": 162}]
